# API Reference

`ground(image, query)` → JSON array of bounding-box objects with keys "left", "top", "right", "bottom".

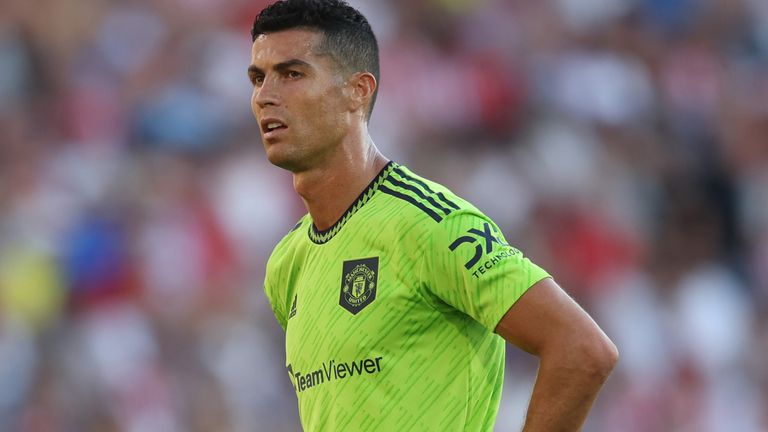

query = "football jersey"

[{"left": 264, "top": 161, "right": 550, "bottom": 431}]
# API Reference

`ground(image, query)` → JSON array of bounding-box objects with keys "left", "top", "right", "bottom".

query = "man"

[{"left": 249, "top": 1, "right": 618, "bottom": 431}]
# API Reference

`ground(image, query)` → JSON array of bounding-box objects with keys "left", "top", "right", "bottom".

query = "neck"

[{"left": 293, "top": 134, "right": 388, "bottom": 231}]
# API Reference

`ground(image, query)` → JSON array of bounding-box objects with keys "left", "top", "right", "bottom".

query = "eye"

[
  {"left": 286, "top": 70, "right": 303, "bottom": 79},
  {"left": 249, "top": 73, "right": 264, "bottom": 87}
]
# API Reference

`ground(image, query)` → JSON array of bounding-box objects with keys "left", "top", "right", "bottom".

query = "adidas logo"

[{"left": 289, "top": 294, "right": 297, "bottom": 319}]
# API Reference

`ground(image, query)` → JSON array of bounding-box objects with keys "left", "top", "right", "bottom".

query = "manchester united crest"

[{"left": 340, "top": 257, "right": 378, "bottom": 314}]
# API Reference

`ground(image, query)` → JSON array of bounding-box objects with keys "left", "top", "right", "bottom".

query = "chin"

[{"left": 265, "top": 149, "right": 305, "bottom": 173}]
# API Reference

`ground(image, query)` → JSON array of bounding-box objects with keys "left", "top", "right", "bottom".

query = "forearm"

[{"left": 522, "top": 352, "right": 615, "bottom": 431}]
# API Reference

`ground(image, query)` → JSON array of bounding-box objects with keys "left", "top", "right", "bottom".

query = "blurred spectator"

[{"left": 0, "top": 0, "right": 767, "bottom": 430}]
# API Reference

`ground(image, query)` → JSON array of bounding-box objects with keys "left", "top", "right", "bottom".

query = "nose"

[{"left": 253, "top": 75, "right": 280, "bottom": 109}]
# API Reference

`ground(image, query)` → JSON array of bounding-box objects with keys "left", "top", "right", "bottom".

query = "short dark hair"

[{"left": 251, "top": 0, "right": 380, "bottom": 120}]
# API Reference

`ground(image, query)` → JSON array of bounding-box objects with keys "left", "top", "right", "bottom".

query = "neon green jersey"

[{"left": 264, "top": 162, "right": 550, "bottom": 432}]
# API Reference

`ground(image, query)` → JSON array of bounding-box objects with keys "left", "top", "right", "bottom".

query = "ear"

[{"left": 347, "top": 72, "right": 377, "bottom": 116}]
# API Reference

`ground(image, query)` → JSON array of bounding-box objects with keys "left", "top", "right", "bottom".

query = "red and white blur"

[{"left": 0, "top": 0, "right": 767, "bottom": 431}]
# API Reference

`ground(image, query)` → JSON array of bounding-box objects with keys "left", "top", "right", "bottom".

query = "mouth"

[{"left": 260, "top": 118, "right": 288, "bottom": 139}]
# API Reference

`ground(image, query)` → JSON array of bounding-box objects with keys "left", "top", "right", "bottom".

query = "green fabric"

[{"left": 265, "top": 163, "right": 550, "bottom": 431}]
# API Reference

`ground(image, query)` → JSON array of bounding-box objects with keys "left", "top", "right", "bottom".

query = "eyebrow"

[{"left": 247, "top": 59, "right": 312, "bottom": 76}]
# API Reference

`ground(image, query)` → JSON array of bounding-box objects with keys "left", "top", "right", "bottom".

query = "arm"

[{"left": 495, "top": 277, "right": 618, "bottom": 431}]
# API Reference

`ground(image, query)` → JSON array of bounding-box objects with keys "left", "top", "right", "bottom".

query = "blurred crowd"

[{"left": 1, "top": 0, "right": 767, "bottom": 431}]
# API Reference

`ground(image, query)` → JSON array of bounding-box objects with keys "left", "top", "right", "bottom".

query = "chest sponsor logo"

[
  {"left": 286, "top": 356, "right": 383, "bottom": 393},
  {"left": 339, "top": 257, "right": 378, "bottom": 314}
]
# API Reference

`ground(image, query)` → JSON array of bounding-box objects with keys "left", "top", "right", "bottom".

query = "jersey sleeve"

[{"left": 421, "top": 211, "right": 550, "bottom": 332}]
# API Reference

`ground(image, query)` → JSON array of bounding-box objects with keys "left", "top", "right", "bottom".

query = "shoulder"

[
  {"left": 265, "top": 214, "right": 310, "bottom": 281},
  {"left": 377, "top": 164, "right": 480, "bottom": 226},
  {"left": 385, "top": 165, "right": 511, "bottom": 252},
  {"left": 371, "top": 165, "right": 510, "bottom": 269},
  {"left": 382, "top": 164, "right": 499, "bottom": 233}
]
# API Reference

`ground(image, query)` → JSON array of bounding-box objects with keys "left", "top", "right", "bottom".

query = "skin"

[
  {"left": 250, "top": 28, "right": 617, "bottom": 431},
  {"left": 249, "top": 29, "right": 386, "bottom": 230},
  {"left": 496, "top": 278, "right": 619, "bottom": 431}
]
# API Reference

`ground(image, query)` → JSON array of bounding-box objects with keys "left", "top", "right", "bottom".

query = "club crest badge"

[{"left": 340, "top": 257, "right": 378, "bottom": 314}]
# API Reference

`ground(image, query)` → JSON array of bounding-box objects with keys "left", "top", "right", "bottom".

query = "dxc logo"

[{"left": 448, "top": 222, "right": 509, "bottom": 269}]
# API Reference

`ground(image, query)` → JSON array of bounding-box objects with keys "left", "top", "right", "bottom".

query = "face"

[{"left": 249, "top": 29, "right": 353, "bottom": 172}]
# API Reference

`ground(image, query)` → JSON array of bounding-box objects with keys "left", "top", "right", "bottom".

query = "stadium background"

[{"left": 1, "top": 0, "right": 767, "bottom": 430}]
